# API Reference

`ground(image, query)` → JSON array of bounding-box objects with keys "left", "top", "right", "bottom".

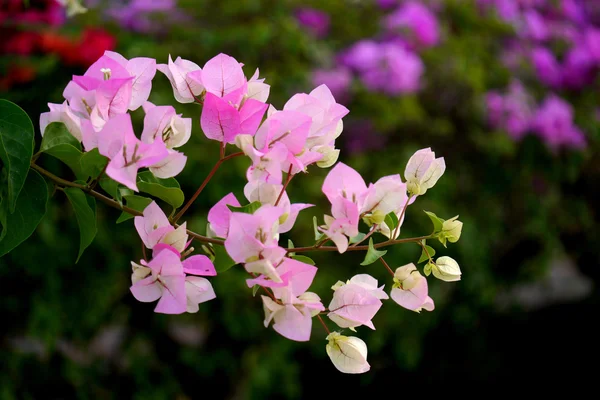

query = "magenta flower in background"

[
  {"left": 312, "top": 67, "right": 352, "bottom": 101},
  {"left": 561, "top": 45, "right": 597, "bottom": 89},
  {"left": 384, "top": 1, "right": 440, "bottom": 48},
  {"left": 376, "top": 0, "right": 398, "bottom": 9},
  {"left": 295, "top": 8, "right": 330, "bottom": 38},
  {"left": 102, "top": 0, "right": 185, "bottom": 34},
  {"left": 532, "top": 95, "right": 586, "bottom": 150},
  {"left": 485, "top": 80, "right": 534, "bottom": 140},
  {"left": 531, "top": 47, "right": 562, "bottom": 88}
]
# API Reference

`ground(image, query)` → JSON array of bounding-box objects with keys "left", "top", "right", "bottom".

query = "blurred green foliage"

[{"left": 1, "top": 0, "right": 598, "bottom": 398}]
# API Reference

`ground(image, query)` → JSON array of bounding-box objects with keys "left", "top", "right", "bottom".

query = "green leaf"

[
  {"left": 0, "top": 99, "right": 35, "bottom": 212},
  {"left": 313, "top": 216, "right": 324, "bottom": 241},
  {"left": 63, "top": 187, "right": 97, "bottom": 262},
  {"left": 424, "top": 211, "right": 444, "bottom": 233},
  {"left": 116, "top": 195, "right": 152, "bottom": 223},
  {"left": 349, "top": 232, "right": 366, "bottom": 244},
  {"left": 291, "top": 255, "right": 315, "bottom": 265},
  {"left": 360, "top": 238, "right": 388, "bottom": 266},
  {"left": 287, "top": 239, "right": 295, "bottom": 256},
  {"left": 137, "top": 171, "right": 184, "bottom": 209},
  {"left": 252, "top": 285, "right": 260, "bottom": 297},
  {"left": 40, "top": 122, "right": 81, "bottom": 151},
  {"left": 79, "top": 148, "right": 107, "bottom": 180},
  {"left": 384, "top": 212, "right": 399, "bottom": 230},
  {"left": 227, "top": 201, "right": 262, "bottom": 214},
  {"left": 0, "top": 169, "right": 48, "bottom": 256},
  {"left": 418, "top": 245, "right": 436, "bottom": 263},
  {"left": 40, "top": 122, "right": 85, "bottom": 179},
  {"left": 212, "top": 244, "right": 236, "bottom": 273},
  {"left": 99, "top": 177, "right": 132, "bottom": 205}
]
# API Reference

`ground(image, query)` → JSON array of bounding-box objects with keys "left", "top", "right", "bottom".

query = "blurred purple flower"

[
  {"left": 343, "top": 41, "right": 423, "bottom": 95},
  {"left": 485, "top": 80, "right": 534, "bottom": 140},
  {"left": 532, "top": 95, "right": 586, "bottom": 150},
  {"left": 376, "top": 0, "right": 398, "bottom": 9},
  {"left": 295, "top": 7, "right": 330, "bottom": 38},
  {"left": 103, "top": 0, "right": 181, "bottom": 34},
  {"left": 531, "top": 47, "right": 562, "bottom": 88},
  {"left": 522, "top": 10, "right": 549, "bottom": 41},
  {"left": 561, "top": 0, "right": 587, "bottom": 25},
  {"left": 384, "top": 1, "right": 440, "bottom": 48},
  {"left": 312, "top": 67, "right": 352, "bottom": 101},
  {"left": 561, "top": 45, "right": 597, "bottom": 89}
]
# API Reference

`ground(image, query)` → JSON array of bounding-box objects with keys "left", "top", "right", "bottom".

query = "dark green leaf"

[
  {"left": 116, "top": 195, "right": 152, "bottom": 223},
  {"left": 40, "top": 122, "right": 85, "bottom": 178},
  {"left": 0, "top": 99, "right": 35, "bottom": 212},
  {"left": 40, "top": 122, "right": 81, "bottom": 151},
  {"left": 79, "top": 148, "right": 108, "bottom": 180},
  {"left": 291, "top": 255, "right": 315, "bottom": 265},
  {"left": 63, "top": 187, "right": 97, "bottom": 262},
  {"left": 384, "top": 211, "right": 399, "bottom": 230},
  {"left": 99, "top": 177, "right": 133, "bottom": 205},
  {"left": 424, "top": 211, "right": 444, "bottom": 233},
  {"left": 0, "top": 169, "right": 48, "bottom": 256},
  {"left": 227, "top": 201, "right": 262, "bottom": 214},
  {"left": 137, "top": 171, "right": 184, "bottom": 209},
  {"left": 418, "top": 245, "right": 436, "bottom": 263},
  {"left": 212, "top": 244, "right": 236, "bottom": 273},
  {"left": 360, "top": 238, "right": 388, "bottom": 266}
]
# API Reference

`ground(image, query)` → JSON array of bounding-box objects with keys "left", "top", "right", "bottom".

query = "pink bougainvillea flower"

[
  {"left": 346, "top": 274, "right": 389, "bottom": 300},
  {"left": 243, "top": 181, "right": 312, "bottom": 234},
  {"left": 197, "top": 53, "right": 246, "bottom": 97},
  {"left": 322, "top": 162, "right": 368, "bottom": 205},
  {"left": 207, "top": 193, "right": 241, "bottom": 238},
  {"left": 182, "top": 254, "right": 217, "bottom": 276},
  {"left": 224, "top": 205, "right": 284, "bottom": 263},
  {"left": 247, "top": 68, "right": 270, "bottom": 103},
  {"left": 260, "top": 261, "right": 324, "bottom": 342},
  {"left": 185, "top": 276, "right": 216, "bottom": 313},
  {"left": 104, "top": 51, "right": 157, "bottom": 111},
  {"left": 200, "top": 92, "right": 241, "bottom": 143},
  {"left": 130, "top": 249, "right": 186, "bottom": 314},
  {"left": 141, "top": 102, "right": 191, "bottom": 149},
  {"left": 284, "top": 84, "right": 349, "bottom": 150},
  {"left": 157, "top": 55, "right": 204, "bottom": 103},
  {"left": 40, "top": 101, "right": 82, "bottom": 141},
  {"left": 135, "top": 201, "right": 174, "bottom": 249},
  {"left": 328, "top": 281, "right": 383, "bottom": 330},
  {"left": 84, "top": 113, "right": 168, "bottom": 190},
  {"left": 390, "top": 263, "right": 434, "bottom": 312},
  {"left": 243, "top": 141, "right": 289, "bottom": 184}
]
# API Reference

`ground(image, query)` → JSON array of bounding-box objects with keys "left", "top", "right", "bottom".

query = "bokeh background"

[{"left": 1, "top": 0, "right": 598, "bottom": 397}]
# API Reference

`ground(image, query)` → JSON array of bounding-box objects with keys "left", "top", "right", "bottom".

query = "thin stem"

[
  {"left": 274, "top": 165, "right": 293, "bottom": 207},
  {"left": 350, "top": 225, "right": 378, "bottom": 248},
  {"left": 291, "top": 235, "right": 431, "bottom": 253},
  {"left": 220, "top": 142, "right": 225, "bottom": 160},
  {"left": 171, "top": 151, "right": 243, "bottom": 224},
  {"left": 88, "top": 163, "right": 108, "bottom": 191},
  {"left": 393, "top": 195, "right": 413, "bottom": 239},
  {"left": 32, "top": 162, "right": 226, "bottom": 247},
  {"left": 418, "top": 240, "right": 433, "bottom": 263},
  {"left": 379, "top": 257, "right": 395, "bottom": 277},
  {"left": 317, "top": 314, "right": 331, "bottom": 335},
  {"left": 249, "top": 273, "right": 277, "bottom": 301}
]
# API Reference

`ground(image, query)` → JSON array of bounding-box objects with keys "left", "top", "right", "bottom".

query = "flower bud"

[
  {"left": 326, "top": 332, "right": 370, "bottom": 374},
  {"left": 440, "top": 216, "right": 462, "bottom": 244},
  {"left": 393, "top": 263, "right": 417, "bottom": 282},
  {"left": 315, "top": 145, "right": 340, "bottom": 168},
  {"left": 404, "top": 148, "right": 445, "bottom": 196},
  {"left": 235, "top": 134, "right": 254, "bottom": 153},
  {"left": 131, "top": 262, "right": 151, "bottom": 284},
  {"left": 432, "top": 256, "right": 461, "bottom": 282},
  {"left": 297, "top": 292, "right": 323, "bottom": 316}
]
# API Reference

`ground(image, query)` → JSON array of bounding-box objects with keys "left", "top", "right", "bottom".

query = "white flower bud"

[
  {"left": 326, "top": 332, "right": 370, "bottom": 374},
  {"left": 235, "top": 134, "right": 254, "bottom": 153},
  {"left": 131, "top": 262, "right": 151, "bottom": 284},
  {"left": 162, "top": 222, "right": 189, "bottom": 253},
  {"left": 440, "top": 216, "right": 463, "bottom": 244},
  {"left": 316, "top": 146, "right": 340, "bottom": 168},
  {"left": 404, "top": 148, "right": 445, "bottom": 196},
  {"left": 432, "top": 256, "right": 461, "bottom": 282}
]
